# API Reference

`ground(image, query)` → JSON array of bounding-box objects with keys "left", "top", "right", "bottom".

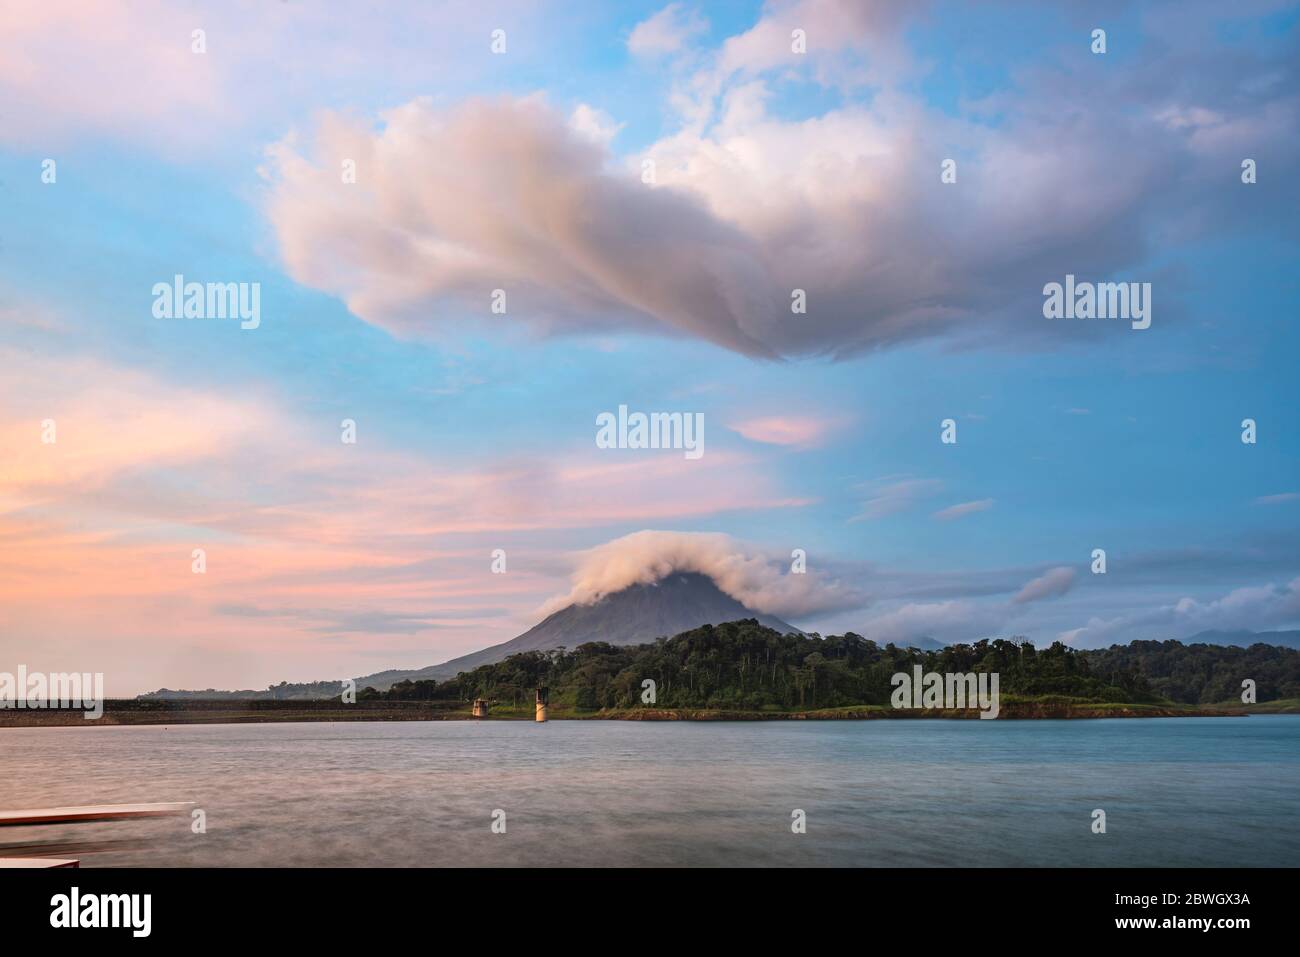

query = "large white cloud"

[
  {"left": 264, "top": 91, "right": 1152, "bottom": 357},
  {"left": 262, "top": 48, "right": 1297, "bottom": 360},
  {"left": 258, "top": 0, "right": 1298, "bottom": 360}
]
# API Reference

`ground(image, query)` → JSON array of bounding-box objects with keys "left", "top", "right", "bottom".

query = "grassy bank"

[
  {"left": 0, "top": 699, "right": 465, "bottom": 728},
  {"left": 1203, "top": 696, "right": 1300, "bottom": 714},
  {"left": 0, "top": 694, "right": 1258, "bottom": 728},
  {"left": 578, "top": 695, "right": 1245, "bottom": 720}
]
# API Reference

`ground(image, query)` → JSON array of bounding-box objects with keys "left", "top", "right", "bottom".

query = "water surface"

[{"left": 2, "top": 716, "right": 1296, "bottom": 866}]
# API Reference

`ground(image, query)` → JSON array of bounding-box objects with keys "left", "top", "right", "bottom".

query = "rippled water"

[{"left": 2, "top": 716, "right": 1297, "bottom": 866}]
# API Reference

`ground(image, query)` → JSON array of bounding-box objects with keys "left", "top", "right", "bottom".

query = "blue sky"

[{"left": 1, "top": 0, "right": 1297, "bottom": 693}]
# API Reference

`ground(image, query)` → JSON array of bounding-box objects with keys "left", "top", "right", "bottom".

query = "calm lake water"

[{"left": 3, "top": 716, "right": 1297, "bottom": 867}]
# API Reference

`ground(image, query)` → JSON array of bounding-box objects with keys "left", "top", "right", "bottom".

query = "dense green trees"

[
  {"left": 358, "top": 620, "right": 1300, "bottom": 709},
  {"left": 1086, "top": 639, "right": 1300, "bottom": 704}
]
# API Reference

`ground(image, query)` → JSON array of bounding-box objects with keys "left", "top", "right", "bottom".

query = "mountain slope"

[
  {"left": 356, "top": 572, "right": 801, "bottom": 689},
  {"left": 1184, "top": 629, "right": 1300, "bottom": 650}
]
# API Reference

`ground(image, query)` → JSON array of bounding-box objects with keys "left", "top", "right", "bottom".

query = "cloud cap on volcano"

[{"left": 541, "top": 529, "right": 865, "bottom": 619}]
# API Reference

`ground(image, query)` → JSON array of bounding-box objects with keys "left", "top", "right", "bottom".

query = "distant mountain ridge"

[{"left": 1183, "top": 629, "right": 1300, "bottom": 650}]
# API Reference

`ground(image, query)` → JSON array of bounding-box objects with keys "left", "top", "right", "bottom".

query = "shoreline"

[{"left": 0, "top": 699, "right": 1262, "bottom": 728}]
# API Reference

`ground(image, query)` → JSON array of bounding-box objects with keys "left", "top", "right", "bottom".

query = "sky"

[{"left": 1, "top": 0, "right": 1297, "bottom": 695}]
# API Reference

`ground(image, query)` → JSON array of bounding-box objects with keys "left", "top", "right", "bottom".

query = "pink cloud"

[
  {"left": 1011, "top": 566, "right": 1076, "bottom": 605},
  {"left": 0, "top": 345, "right": 813, "bottom": 693},
  {"left": 728, "top": 415, "right": 838, "bottom": 448},
  {"left": 932, "top": 498, "right": 993, "bottom": 521}
]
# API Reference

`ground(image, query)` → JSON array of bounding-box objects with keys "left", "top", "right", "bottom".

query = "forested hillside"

[{"left": 358, "top": 620, "right": 1300, "bottom": 710}]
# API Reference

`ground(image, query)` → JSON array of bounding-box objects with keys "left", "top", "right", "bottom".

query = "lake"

[{"left": 3, "top": 716, "right": 1297, "bottom": 866}]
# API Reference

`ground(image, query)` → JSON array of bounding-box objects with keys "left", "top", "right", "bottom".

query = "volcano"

[{"left": 355, "top": 572, "right": 801, "bottom": 690}]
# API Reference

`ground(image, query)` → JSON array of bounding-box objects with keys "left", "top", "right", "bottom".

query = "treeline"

[
  {"left": 1085, "top": 640, "right": 1300, "bottom": 705},
  {"left": 143, "top": 680, "right": 346, "bottom": 701},
  {"left": 359, "top": 620, "right": 1300, "bottom": 710}
]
